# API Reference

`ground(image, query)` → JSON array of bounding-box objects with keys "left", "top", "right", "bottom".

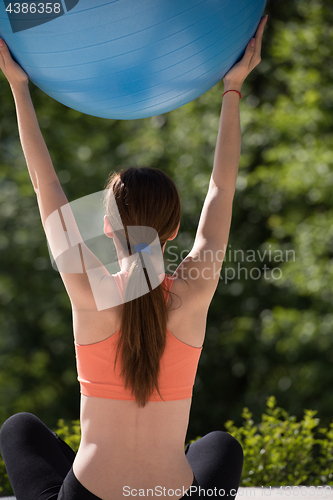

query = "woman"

[{"left": 0, "top": 15, "right": 267, "bottom": 500}]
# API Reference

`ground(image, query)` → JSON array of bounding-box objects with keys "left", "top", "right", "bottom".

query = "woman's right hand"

[{"left": 222, "top": 15, "right": 268, "bottom": 89}]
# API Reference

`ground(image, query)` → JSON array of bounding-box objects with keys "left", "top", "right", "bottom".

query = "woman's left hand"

[
  {"left": 223, "top": 15, "right": 268, "bottom": 88},
  {"left": 0, "top": 38, "right": 29, "bottom": 88}
]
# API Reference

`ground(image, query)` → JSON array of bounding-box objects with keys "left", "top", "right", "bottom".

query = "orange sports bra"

[{"left": 74, "top": 272, "right": 203, "bottom": 402}]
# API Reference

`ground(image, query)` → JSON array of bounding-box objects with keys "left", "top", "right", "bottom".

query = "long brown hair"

[{"left": 103, "top": 166, "right": 181, "bottom": 407}]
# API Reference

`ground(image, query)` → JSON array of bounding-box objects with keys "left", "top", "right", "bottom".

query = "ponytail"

[
  {"left": 104, "top": 166, "right": 181, "bottom": 407},
  {"left": 114, "top": 254, "right": 168, "bottom": 407}
]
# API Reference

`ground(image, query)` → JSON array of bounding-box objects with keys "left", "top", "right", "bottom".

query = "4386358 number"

[{"left": 5, "top": 3, "right": 61, "bottom": 14}]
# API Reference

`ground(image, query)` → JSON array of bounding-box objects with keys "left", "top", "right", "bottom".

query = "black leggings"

[{"left": 0, "top": 412, "right": 243, "bottom": 499}]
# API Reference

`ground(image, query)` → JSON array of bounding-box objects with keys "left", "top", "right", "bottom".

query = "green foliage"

[
  {"left": 221, "top": 396, "right": 333, "bottom": 486},
  {"left": 188, "top": 396, "right": 333, "bottom": 487},
  {"left": 53, "top": 418, "right": 81, "bottom": 453}
]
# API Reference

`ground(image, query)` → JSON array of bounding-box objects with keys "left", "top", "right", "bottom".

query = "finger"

[
  {"left": 0, "top": 39, "right": 6, "bottom": 68},
  {"left": 0, "top": 38, "right": 10, "bottom": 61},
  {"left": 242, "top": 38, "right": 256, "bottom": 65},
  {"left": 254, "top": 16, "right": 268, "bottom": 43},
  {"left": 252, "top": 16, "right": 267, "bottom": 58}
]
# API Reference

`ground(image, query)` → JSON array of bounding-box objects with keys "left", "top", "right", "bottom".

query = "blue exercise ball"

[{"left": 0, "top": 0, "right": 266, "bottom": 120}]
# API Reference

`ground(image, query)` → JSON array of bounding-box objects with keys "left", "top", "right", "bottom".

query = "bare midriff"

[{"left": 72, "top": 395, "right": 195, "bottom": 499}]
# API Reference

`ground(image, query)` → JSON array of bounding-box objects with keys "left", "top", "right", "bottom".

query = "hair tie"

[{"left": 135, "top": 243, "right": 151, "bottom": 255}]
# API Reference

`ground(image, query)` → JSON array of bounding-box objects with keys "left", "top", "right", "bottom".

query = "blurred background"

[{"left": 0, "top": 0, "right": 332, "bottom": 440}]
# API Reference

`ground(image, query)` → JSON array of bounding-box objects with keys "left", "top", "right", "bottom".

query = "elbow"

[{"left": 209, "top": 178, "right": 236, "bottom": 201}]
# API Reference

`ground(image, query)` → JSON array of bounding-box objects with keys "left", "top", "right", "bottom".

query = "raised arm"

[
  {"left": 0, "top": 39, "right": 109, "bottom": 310},
  {"left": 175, "top": 16, "right": 268, "bottom": 305}
]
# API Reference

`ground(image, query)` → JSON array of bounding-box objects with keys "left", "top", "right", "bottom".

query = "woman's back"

[{"left": 72, "top": 273, "right": 209, "bottom": 499}]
